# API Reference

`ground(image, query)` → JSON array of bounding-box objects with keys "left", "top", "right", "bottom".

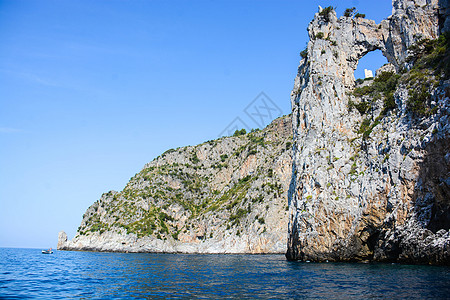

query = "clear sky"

[{"left": 0, "top": 0, "right": 392, "bottom": 248}]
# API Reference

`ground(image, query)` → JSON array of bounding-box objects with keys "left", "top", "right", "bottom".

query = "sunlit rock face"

[
  {"left": 287, "top": 0, "right": 450, "bottom": 264},
  {"left": 58, "top": 116, "right": 293, "bottom": 254}
]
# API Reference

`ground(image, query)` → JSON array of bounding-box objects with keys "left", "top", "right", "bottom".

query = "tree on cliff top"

[{"left": 318, "top": 6, "right": 334, "bottom": 22}]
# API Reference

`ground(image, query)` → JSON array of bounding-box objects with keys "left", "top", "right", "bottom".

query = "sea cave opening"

[{"left": 354, "top": 49, "right": 388, "bottom": 80}]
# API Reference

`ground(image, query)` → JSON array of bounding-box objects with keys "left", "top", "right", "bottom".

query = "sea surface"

[{"left": 1, "top": 248, "right": 449, "bottom": 299}]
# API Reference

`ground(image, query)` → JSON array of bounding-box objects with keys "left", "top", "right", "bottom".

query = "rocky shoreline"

[
  {"left": 57, "top": 231, "right": 285, "bottom": 254},
  {"left": 58, "top": 116, "right": 292, "bottom": 254}
]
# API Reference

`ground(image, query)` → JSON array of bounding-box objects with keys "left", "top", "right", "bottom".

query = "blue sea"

[{"left": 1, "top": 248, "right": 449, "bottom": 299}]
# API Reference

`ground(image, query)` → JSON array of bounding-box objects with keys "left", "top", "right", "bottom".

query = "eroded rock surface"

[
  {"left": 287, "top": 0, "right": 450, "bottom": 264},
  {"left": 59, "top": 116, "right": 292, "bottom": 253}
]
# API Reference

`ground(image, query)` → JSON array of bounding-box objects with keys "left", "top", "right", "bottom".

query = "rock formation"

[
  {"left": 59, "top": 0, "right": 450, "bottom": 264},
  {"left": 58, "top": 116, "right": 292, "bottom": 253},
  {"left": 287, "top": 0, "right": 450, "bottom": 264}
]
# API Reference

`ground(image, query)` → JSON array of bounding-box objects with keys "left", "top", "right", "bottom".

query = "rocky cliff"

[
  {"left": 58, "top": 116, "right": 292, "bottom": 253},
  {"left": 59, "top": 0, "right": 450, "bottom": 264},
  {"left": 286, "top": 0, "right": 450, "bottom": 264}
]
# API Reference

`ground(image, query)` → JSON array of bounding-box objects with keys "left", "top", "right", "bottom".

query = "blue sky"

[{"left": 0, "top": 0, "right": 392, "bottom": 248}]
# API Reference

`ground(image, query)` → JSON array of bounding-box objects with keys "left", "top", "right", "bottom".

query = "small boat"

[{"left": 42, "top": 248, "right": 53, "bottom": 254}]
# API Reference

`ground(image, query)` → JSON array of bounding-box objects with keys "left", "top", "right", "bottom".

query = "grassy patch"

[
  {"left": 403, "top": 32, "right": 449, "bottom": 117},
  {"left": 190, "top": 152, "right": 200, "bottom": 164},
  {"left": 352, "top": 71, "right": 400, "bottom": 116}
]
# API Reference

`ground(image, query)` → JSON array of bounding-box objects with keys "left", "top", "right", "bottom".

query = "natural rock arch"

[
  {"left": 354, "top": 49, "right": 389, "bottom": 80},
  {"left": 287, "top": 0, "right": 448, "bottom": 263}
]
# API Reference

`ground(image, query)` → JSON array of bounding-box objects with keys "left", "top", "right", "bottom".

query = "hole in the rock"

[{"left": 354, "top": 49, "right": 388, "bottom": 80}]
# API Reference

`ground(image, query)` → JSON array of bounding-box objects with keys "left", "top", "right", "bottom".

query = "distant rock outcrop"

[
  {"left": 286, "top": 0, "right": 450, "bottom": 264},
  {"left": 57, "top": 231, "right": 67, "bottom": 249},
  {"left": 58, "top": 116, "right": 292, "bottom": 253}
]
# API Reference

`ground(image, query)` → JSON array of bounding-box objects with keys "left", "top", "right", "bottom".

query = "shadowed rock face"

[
  {"left": 439, "top": 0, "right": 450, "bottom": 33},
  {"left": 287, "top": 0, "right": 450, "bottom": 264},
  {"left": 59, "top": 116, "right": 293, "bottom": 254}
]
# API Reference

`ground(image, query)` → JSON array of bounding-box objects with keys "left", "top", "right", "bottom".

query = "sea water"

[{"left": 0, "top": 248, "right": 449, "bottom": 299}]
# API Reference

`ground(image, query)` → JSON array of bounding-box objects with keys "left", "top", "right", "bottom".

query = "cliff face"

[
  {"left": 58, "top": 0, "right": 450, "bottom": 264},
  {"left": 59, "top": 116, "right": 292, "bottom": 253},
  {"left": 287, "top": 0, "right": 450, "bottom": 264}
]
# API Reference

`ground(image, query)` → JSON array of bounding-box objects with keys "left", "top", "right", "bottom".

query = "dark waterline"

[{"left": 1, "top": 248, "right": 449, "bottom": 299}]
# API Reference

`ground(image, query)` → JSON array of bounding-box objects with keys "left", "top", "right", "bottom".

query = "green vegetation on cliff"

[
  {"left": 349, "top": 33, "right": 449, "bottom": 141},
  {"left": 405, "top": 32, "right": 449, "bottom": 116},
  {"left": 76, "top": 115, "right": 293, "bottom": 244}
]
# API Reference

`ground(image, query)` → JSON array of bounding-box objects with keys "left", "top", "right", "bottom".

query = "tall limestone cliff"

[
  {"left": 58, "top": 116, "right": 292, "bottom": 253},
  {"left": 287, "top": 0, "right": 450, "bottom": 264}
]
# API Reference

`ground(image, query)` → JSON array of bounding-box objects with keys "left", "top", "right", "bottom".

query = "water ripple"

[{"left": 1, "top": 249, "right": 449, "bottom": 299}]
